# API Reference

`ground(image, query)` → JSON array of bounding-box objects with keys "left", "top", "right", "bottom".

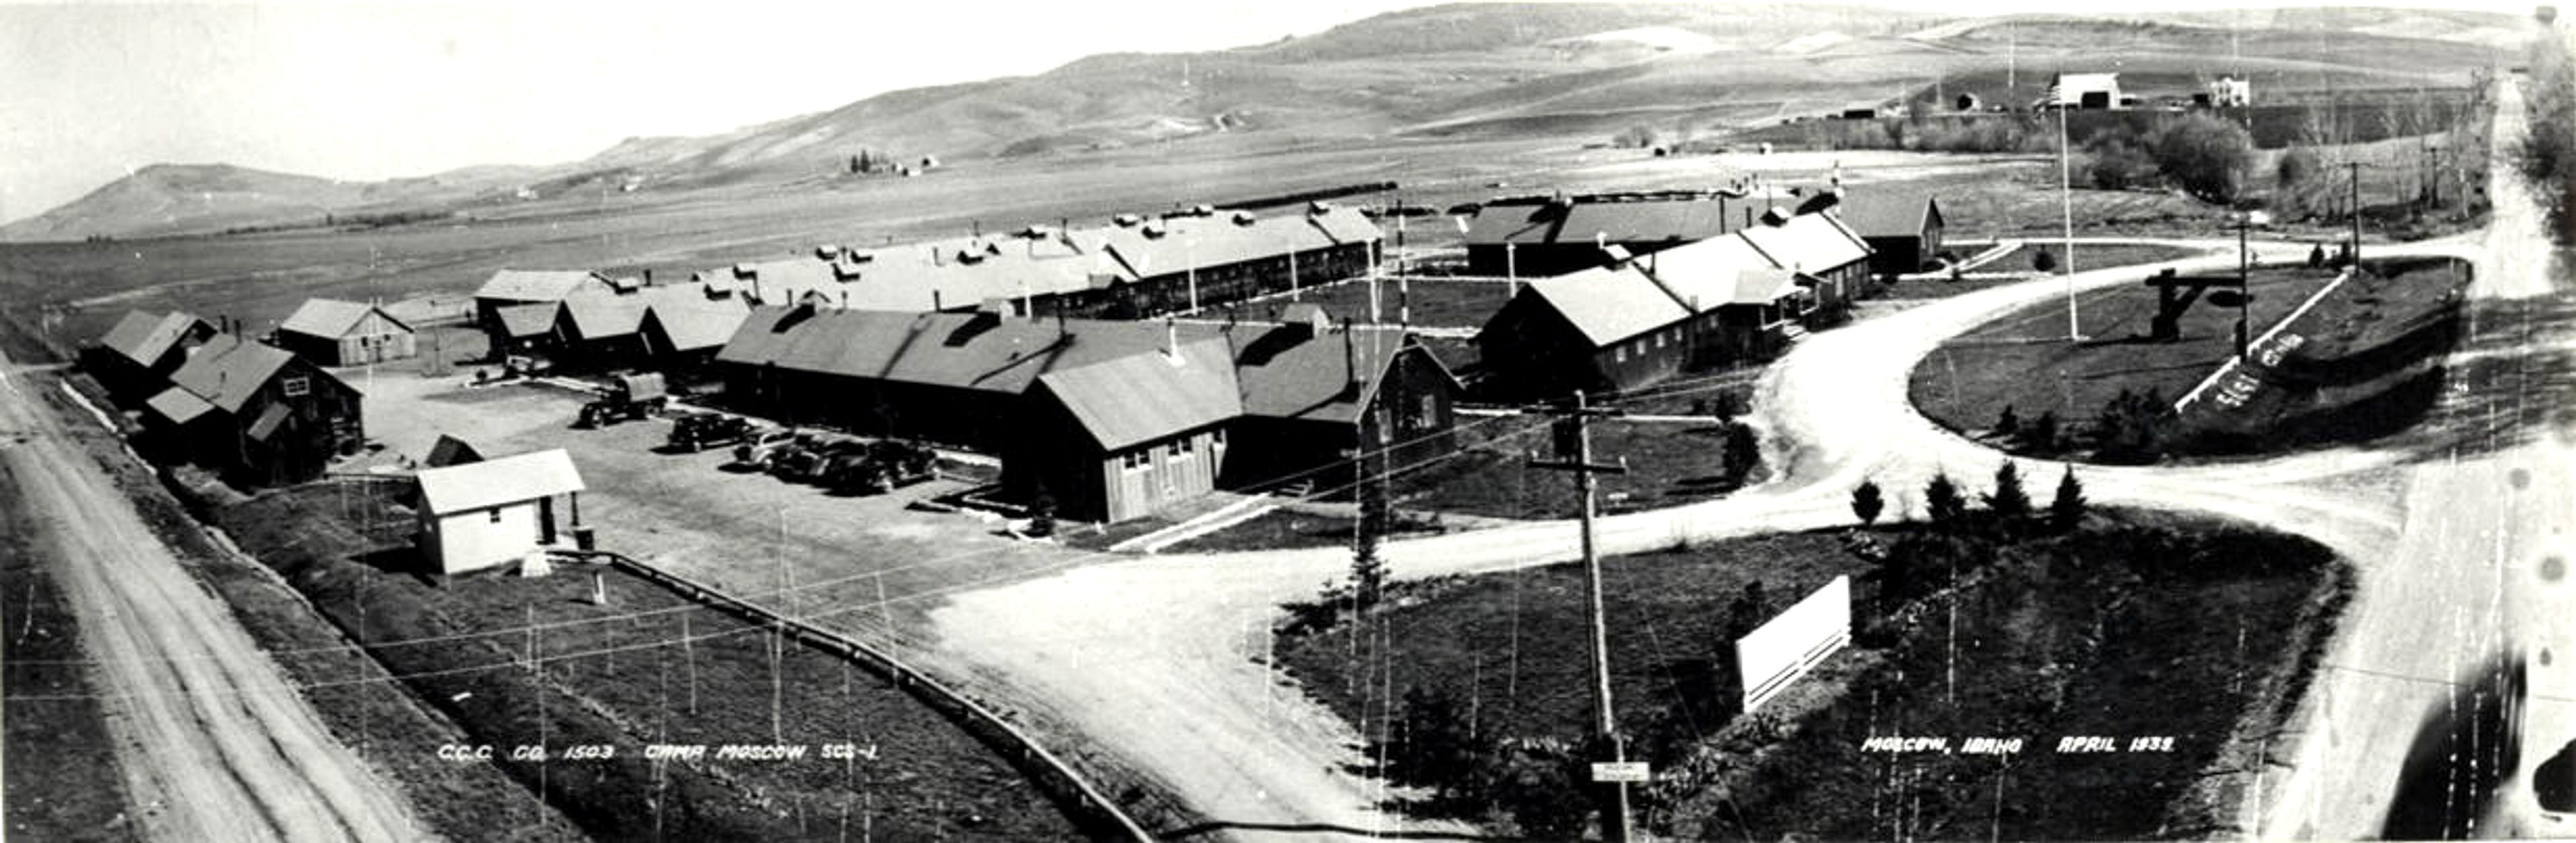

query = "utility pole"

[
  {"left": 2347, "top": 161, "right": 2364, "bottom": 266},
  {"left": 1525, "top": 391, "right": 1633, "bottom": 843},
  {"left": 2237, "top": 213, "right": 2252, "bottom": 360},
  {"left": 2057, "top": 99, "right": 2081, "bottom": 341}
]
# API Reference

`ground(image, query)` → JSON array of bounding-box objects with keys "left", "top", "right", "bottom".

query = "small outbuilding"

[
  {"left": 85, "top": 309, "right": 217, "bottom": 397},
  {"left": 275, "top": 299, "right": 416, "bottom": 366},
  {"left": 414, "top": 448, "right": 587, "bottom": 575},
  {"left": 1823, "top": 191, "right": 1946, "bottom": 276}
]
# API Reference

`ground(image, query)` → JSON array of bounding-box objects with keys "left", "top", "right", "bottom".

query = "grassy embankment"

[
  {"left": 1910, "top": 256, "right": 2469, "bottom": 461},
  {"left": 1275, "top": 507, "right": 2350, "bottom": 840}
]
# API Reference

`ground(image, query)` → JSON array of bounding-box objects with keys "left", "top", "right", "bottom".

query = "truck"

[
  {"left": 667, "top": 411, "right": 753, "bottom": 452},
  {"left": 577, "top": 373, "right": 669, "bottom": 428}
]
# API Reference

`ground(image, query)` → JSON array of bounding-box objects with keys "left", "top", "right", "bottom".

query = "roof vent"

[
  {"left": 1114, "top": 213, "right": 1143, "bottom": 228},
  {"left": 733, "top": 263, "right": 756, "bottom": 279},
  {"left": 1140, "top": 222, "right": 1167, "bottom": 239},
  {"left": 814, "top": 245, "right": 839, "bottom": 260},
  {"left": 1231, "top": 210, "right": 1256, "bottom": 226},
  {"left": 1191, "top": 204, "right": 1216, "bottom": 217},
  {"left": 955, "top": 248, "right": 986, "bottom": 264},
  {"left": 1307, "top": 200, "right": 1332, "bottom": 215}
]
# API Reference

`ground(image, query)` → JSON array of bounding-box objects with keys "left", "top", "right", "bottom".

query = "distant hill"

[{"left": 4, "top": 3, "right": 2525, "bottom": 243}]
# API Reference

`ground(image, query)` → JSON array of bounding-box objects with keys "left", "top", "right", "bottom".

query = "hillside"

[{"left": 3, "top": 3, "right": 2523, "bottom": 243}]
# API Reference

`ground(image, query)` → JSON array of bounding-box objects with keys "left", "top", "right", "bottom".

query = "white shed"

[{"left": 414, "top": 448, "right": 586, "bottom": 574}]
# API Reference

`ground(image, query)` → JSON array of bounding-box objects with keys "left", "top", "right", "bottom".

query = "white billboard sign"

[
  {"left": 1735, "top": 575, "right": 1852, "bottom": 713},
  {"left": 1590, "top": 761, "right": 1650, "bottom": 783}
]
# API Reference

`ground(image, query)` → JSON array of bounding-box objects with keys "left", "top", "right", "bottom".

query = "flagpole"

[{"left": 2058, "top": 91, "right": 2080, "bottom": 342}]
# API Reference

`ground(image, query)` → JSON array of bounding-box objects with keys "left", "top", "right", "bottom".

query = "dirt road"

[{"left": 0, "top": 353, "right": 427, "bottom": 842}]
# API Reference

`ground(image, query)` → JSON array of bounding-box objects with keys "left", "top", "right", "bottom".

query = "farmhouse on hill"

[
  {"left": 141, "top": 333, "right": 362, "bottom": 487},
  {"left": 85, "top": 309, "right": 217, "bottom": 397},
  {"left": 1463, "top": 192, "right": 1748, "bottom": 278},
  {"left": 413, "top": 448, "right": 586, "bottom": 575},
  {"left": 274, "top": 298, "right": 416, "bottom": 366}
]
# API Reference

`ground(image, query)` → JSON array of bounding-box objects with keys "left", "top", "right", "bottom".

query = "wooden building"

[
  {"left": 413, "top": 448, "right": 586, "bottom": 575},
  {"left": 1824, "top": 191, "right": 1946, "bottom": 277},
  {"left": 473, "top": 270, "right": 616, "bottom": 338},
  {"left": 275, "top": 299, "right": 417, "bottom": 366},
  {"left": 1218, "top": 305, "right": 1461, "bottom": 495},
  {"left": 1474, "top": 210, "right": 1874, "bottom": 399},
  {"left": 1463, "top": 193, "right": 1747, "bottom": 278},
  {"left": 85, "top": 309, "right": 217, "bottom": 397},
  {"left": 142, "top": 334, "right": 363, "bottom": 487},
  {"left": 1010, "top": 338, "right": 1240, "bottom": 523}
]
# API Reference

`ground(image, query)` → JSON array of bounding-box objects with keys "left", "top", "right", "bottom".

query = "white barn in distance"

[{"left": 414, "top": 448, "right": 586, "bottom": 574}]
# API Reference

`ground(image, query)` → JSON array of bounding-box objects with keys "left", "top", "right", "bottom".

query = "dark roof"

[
  {"left": 1224, "top": 322, "right": 1445, "bottom": 425},
  {"left": 714, "top": 306, "right": 1208, "bottom": 396},
  {"left": 425, "top": 434, "right": 484, "bottom": 467},
  {"left": 280, "top": 299, "right": 410, "bottom": 339},
  {"left": 1034, "top": 338, "right": 1240, "bottom": 450},
  {"left": 166, "top": 334, "right": 301, "bottom": 413},
  {"left": 97, "top": 310, "right": 211, "bottom": 368},
  {"left": 1464, "top": 197, "right": 1731, "bottom": 248},
  {"left": 641, "top": 300, "right": 751, "bottom": 352},
  {"left": 1827, "top": 191, "right": 1942, "bottom": 239},
  {"left": 496, "top": 303, "right": 561, "bottom": 338}
]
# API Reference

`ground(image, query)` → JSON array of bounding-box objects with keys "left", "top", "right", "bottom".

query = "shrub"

[
  {"left": 1995, "top": 404, "right": 2021, "bottom": 438},
  {"left": 2032, "top": 247, "right": 2059, "bottom": 273},
  {"left": 2084, "top": 134, "right": 2159, "bottom": 191},
  {"left": 1851, "top": 479, "right": 1885, "bottom": 526},
  {"left": 2277, "top": 145, "right": 2320, "bottom": 188},
  {"left": 1719, "top": 422, "right": 1761, "bottom": 487},
  {"left": 2094, "top": 387, "right": 2169, "bottom": 464},
  {"left": 2144, "top": 112, "right": 2257, "bottom": 203},
  {"left": 1391, "top": 687, "right": 1488, "bottom": 805},
  {"left": 2027, "top": 410, "right": 2062, "bottom": 453}
]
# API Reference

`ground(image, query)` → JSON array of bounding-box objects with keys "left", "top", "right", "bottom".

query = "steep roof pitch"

[
  {"left": 1222, "top": 323, "right": 1434, "bottom": 425},
  {"left": 425, "top": 434, "right": 484, "bottom": 467},
  {"left": 415, "top": 448, "right": 586, "bottom": 516},
  {"left": 557, "top": 294, "right": 651, "bottom": 340},
  {"left": 1827, "top": 191, "right": 1941, "bottom": 239},
  {"left": 280, "top": 299, "right": 409, "bottom": 339},
  {"left": 641, "top": 300, "right": 751, "bottom": 353},
  {"left": 167, "top": 334, "right": 299, "bottom": 413},
  {"left": 1521, "top": 268, "right": 1693, "bottom": 348},
  {"left": 1737, "top": 212, "right": 1872, "bottom": 275},
  {"left": 1034, "top": 338, "right": 1240, "bottom": 450},
  {"left": 476, "top": 270, "right": 612, "bottom": 302},
  {"left": 98, "top": 310, "right": 211, "bottom": 368}
]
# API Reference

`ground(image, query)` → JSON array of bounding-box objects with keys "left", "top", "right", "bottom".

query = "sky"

[{"left": 0, "top": 0, "right": 2541, "bottom": 224}]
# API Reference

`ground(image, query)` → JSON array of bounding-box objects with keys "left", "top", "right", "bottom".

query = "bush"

[
  {"left": 1719, "top": 422, "right": 1761, "bottom": 487},
  {"left": 2032, "top": 247, "right": 2059, "bottom": 273},
  {"left": 2084, "top": 134, "right": 2159, "bottom": 191},
  {"left": 2277, "top": 145, "right": 2320, "bottom": 188},
  {"left": 2144, "top": 112, "right": 2257, "bottom": 203},
  {"left": 1851, "top": 480, "right": 1885, "bottom": 526},
  {"left": 2027, "top": 410, "right": 2062, "bottom": 453},
  {"left": 2094, "top": 387, "right": 2170, "bottom": 464},
  {"left": 1995, "top": 404, "right": 2020, "bottom": 437}
]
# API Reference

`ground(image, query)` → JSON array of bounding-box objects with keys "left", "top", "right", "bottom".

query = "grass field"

[
  {"left": 0, "top": 458, "right": 137, "bottom": 843},
  {"left": 209, "top": 481, "right": 1087, "bottom": 841},
  {"left": 1273, "top": 510, "right": 2350, "bottom": 840},
  {"left": 1387, "top": 411, "right": 1762, "bottom": 520},
  {"left": 2173, "top": 256, "right": 2473, "bottom": 455},
  {"left": 1909, "top": 263, "right": 2348, "bottom": 458}
]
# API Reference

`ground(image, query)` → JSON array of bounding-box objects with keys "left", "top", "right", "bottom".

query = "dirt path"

[{"left": 0, "top": 354, "right": 427, "bottom": 842}]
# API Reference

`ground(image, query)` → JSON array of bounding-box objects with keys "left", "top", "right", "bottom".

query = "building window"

[
  {"left": 281, "top": 376, "right": 310, "bottom": 397},
  {"left": 488, "top": 507, "right": 503, "bottom": 524},
  {"left": 1121, "top": 450, "right": 1146, "bottom": 472},
  {"left": 1614, "top": 346, "right": 1627, "bottom": 363}
]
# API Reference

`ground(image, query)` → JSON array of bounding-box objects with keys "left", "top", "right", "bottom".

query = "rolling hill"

[{"left": 3, "top": 3, "right": 2528, "bottom": 243}]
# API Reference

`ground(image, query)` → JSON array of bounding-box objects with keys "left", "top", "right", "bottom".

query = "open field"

[
  {"left": 1874, "top": 242, "right": 2218, "bottom": 301},
  {"left": 0, "top": 458, "right": 136, "bottom": 842},
  {"left": 1273, "top": 511, "right": 2351, "bottom": 840}
]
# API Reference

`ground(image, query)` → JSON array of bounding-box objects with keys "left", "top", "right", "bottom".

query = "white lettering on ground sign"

[{"left": 1735, "top": 575, "right": 1851, "bottom": 713}]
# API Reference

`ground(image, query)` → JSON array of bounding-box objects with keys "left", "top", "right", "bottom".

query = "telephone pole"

[
  {"left": 2347, "top": 161, "right": 2365, "bottom": 266},
  {"left": 1525, "top": 391, "right": 1633, "bottom": 842}
]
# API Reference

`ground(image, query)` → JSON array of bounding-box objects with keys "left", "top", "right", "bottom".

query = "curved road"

[
  {"left": 928, "top": 81, "right": 2570, "bottom": 840},
  {"left": 0, "top": 354, "right": 428, "bottom": 842}
]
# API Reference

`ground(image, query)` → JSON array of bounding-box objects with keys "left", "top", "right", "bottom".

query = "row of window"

[
  {"left": 1117, "top": 430, "right": 1227, "bottom": 472},
  {"left": 1609, "top": 325, "right": 1689, "bottom": 364}
]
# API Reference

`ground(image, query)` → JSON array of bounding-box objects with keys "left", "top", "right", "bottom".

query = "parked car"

[
  {"left": 731, "top": 429, "right": 802, "bottom": 470},
  {"left": 826, "top": 440, "right": 939, "bottom": 494},
  {"left": 667, "top": 412, "right": 753, "bottom": 452},
  {"left": 771, "top": 437, "right": 861, "bottom": 483}
]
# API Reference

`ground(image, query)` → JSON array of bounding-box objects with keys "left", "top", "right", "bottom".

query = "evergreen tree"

[
  {"left": 1986, "top": 461, "right": 2032, "bottom": 519},
  {"left": 2029, "top": 410, "right": 2062, "bottom": 453},
  {"left": 2050, "top": 466, "right": 2089, "bottom": 532},
  {"left": 1996, "top": 404, "right": 2021, "bottom": 438},
  {"left": 2033, "top": 247, "right": 2059, "bottom": 273},
  {"left": 1926, "top": 471, "right": 1967, "bottom": 524},
  {"left": 1352, "top": 477, "right": 1391, "bottom": 609},
  {"left": 1720, "top": 422, "right": 1761, "bottom": 487},
  {"left": 1851, "top": 479, "right": 1885, "bottom": 526}
]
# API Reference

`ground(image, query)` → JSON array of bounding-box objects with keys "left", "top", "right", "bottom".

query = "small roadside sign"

[{"left": 1590, "top": 761, "right": 1650, "bottom": 783}]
